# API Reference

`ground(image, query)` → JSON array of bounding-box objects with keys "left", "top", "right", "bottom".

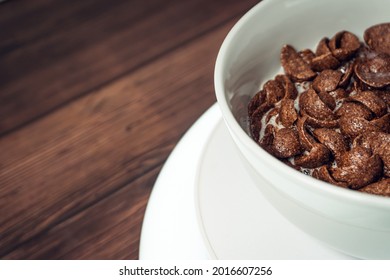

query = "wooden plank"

[
  {"left": 0, "top": 0, "right": 128, "bottom": 51},
  {"left": 0, "top": 17, "right": 240, "bottom": 258},
  {"left": 0, "top": 0, "right": 259, "bottom": 135},
  {"left": 3, "top": 166, "right": 160, "bottom": 260}
]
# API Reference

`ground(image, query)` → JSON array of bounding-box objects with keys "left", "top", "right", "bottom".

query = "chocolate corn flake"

[
  {"left": 313, "top": 128, "right": 348, "bottom": 158},
  {"left": 315, "top": 37, "right": 331, "bottom": 56},
  {"left": 331, "top": 153, "right": 382, "bottom": 189},
  {"left": 298, "top": 49, "right": 316, "bottom": 65},
  {"left": 272, "top": 128, "right": 303, "bottom": 158},
  {"left": 296, "top": 115, "right": 317, "bottom": 151},
  {"left": 331, "top": 146, "right": 383, "bottom": 189},
  {"left": 313, "top": 166, "right": 348, "bottom": 188},
  {"left": 294, "top": 143, "right": 331, "bottom": 169},
  {"left": 304, "top": 113, "right": 339, "bottom": 129},
  {"left": 280, "top": 45, "right": 317, "bottom": 82},
  {"left": 275, "top": 74, "right": 298, "bottom": 99},
  {"left": 248, "top": 23, "right": 390, "bottom": 196},
  {"left": 339, "top": 115, "right": 382, "bottom": 140},
  {"left": 348, "top": 90, "right": 387, "bottom": 117},
  {"left": 317, "top": 91, "right": 336, "bottom": 110},
  {"left": 336, "top": 101, "right": 373, "bottom": 120},
  {"left": 313, "top": 69, "right": 343, "bottom": 93},
  {"left": 279, "top": 99, "right": 298, "bottom": 127},
  {"left": 364, "top": 23, "right": 390, "bottom": 56},
  {"left": 310, "top": 52, "right": 340, "bottom": 72},
  {"left": 374, "top": 89, "right": 390, "bottom": 105},
  {"left": 371, "top": 113, "right": 390, "bottom": 133},
  {"left": 359, "top": 178, "right": 390, "bottom": 197},
  {"left": 359, "top": 132, "right": 390, "bottom": 177},
  {"left": 354, "top": 53, "right": 390, "bottom": 88},
  {"left": 299, "top": 88, "right": 336, "bottom": 121},
  {"left": 329, "top": 31, "right": 361, "bottom": 61},
  {"left": 329, "top": 88, "right": 348, "bottom": 100},
  {"left": 338, "top": 62, "right": 355, "bottom": 88}
]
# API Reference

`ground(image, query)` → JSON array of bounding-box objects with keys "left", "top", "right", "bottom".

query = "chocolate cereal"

[{"left": 248, "top": 23, "right": 390, "bottom": 196}]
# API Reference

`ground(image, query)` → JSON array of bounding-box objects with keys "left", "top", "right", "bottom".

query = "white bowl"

[{"left": 214, "top": 0, "right": 390, "bottom": 259}]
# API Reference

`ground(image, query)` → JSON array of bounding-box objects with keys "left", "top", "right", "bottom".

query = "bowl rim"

[{"left": 214, "top": 0, "right": 390, "bottom": 209}]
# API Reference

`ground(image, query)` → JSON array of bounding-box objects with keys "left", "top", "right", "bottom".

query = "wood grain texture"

[
  {"left": 4, "top": 166, "right": 161, "bottom": 260},
  {"left": 0, "top": 0, "right": 259, "bottom": 258},
  {"left": 0, "top": 0, "right": 259, "bottom": 135}
]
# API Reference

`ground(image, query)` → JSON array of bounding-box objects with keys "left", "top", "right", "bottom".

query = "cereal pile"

[{"left": 248, "top": 23, "right": 390, "bottom": 196}]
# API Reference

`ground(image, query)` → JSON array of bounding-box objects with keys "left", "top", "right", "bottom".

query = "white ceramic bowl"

[{"left": 214, "top": 0, "right": 390, "bottom": 259}]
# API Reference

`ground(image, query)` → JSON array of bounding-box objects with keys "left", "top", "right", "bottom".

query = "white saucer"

[
  {"left": 140, "top": 104, "right": 354, "bottom": 259},
  {"left": 139, "top": 105, "right": 220, "bottom": 259}
]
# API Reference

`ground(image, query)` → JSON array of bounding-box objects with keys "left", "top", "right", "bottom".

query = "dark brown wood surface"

[{"left": 0, "top": 0, "right": 259, "bottom": 259}]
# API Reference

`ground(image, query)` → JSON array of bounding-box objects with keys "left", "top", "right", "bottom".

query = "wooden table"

[{"left": 0, "top": 0, "right": 259, "bottom": 259}]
